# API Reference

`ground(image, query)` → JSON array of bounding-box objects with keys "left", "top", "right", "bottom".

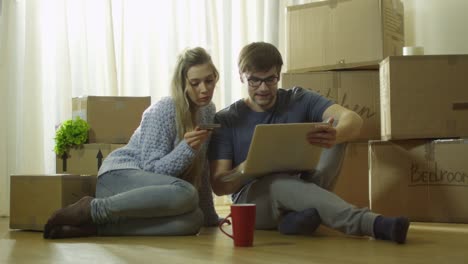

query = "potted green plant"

[{"left": 54, "top": 117, "right": 90, "bottom": 157}]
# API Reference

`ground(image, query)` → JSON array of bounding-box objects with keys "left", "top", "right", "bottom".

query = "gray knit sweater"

[{"left": 98, "top": 96, "right": 219, "bottom": 226}]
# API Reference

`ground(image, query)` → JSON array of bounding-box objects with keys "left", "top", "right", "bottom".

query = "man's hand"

[
  {"left": 321, "top": 104, "right": 363, "bottom": 144},
  {"left": 184, "top": 127, "right": 212, "bottom": 151},
  {"left": 306, "top": 118, "right": 337, "bottom": 148},
  {"left": 210, "top": 160, "right": 247, "bottom": 196}
]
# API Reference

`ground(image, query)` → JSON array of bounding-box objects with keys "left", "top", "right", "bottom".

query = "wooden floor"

[{"left": 1, "top": 208, "right": 468, "bottom": 264}]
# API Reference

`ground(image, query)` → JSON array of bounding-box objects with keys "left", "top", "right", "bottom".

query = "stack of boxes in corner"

[
  {"left": 56, "top": 96, "right": 232, "bottom": 213},
  {"left": 56, "top": 96, "right": 151, "bottom": 190},
  {"left": 284, "top": 0, "right": 468, "bottom": 223},
  {"left": 371, "top": 56, "right": 468, "bottom": 223},
  {"left": 10, "top": 96, "right": 151, "bottom": 231}
]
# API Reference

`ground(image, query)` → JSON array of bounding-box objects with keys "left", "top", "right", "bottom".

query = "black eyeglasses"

[{"left": 246, "top": 76, "right": 279, "bottom": 88}]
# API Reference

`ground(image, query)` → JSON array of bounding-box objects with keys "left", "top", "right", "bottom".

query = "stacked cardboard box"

[
  {"left": 370, "top": 55, "right": 468, "bottom": 223},
  {"left": 286, "top": 1, "right": 468, "bottom": 223},
  {"left": 10, "top": 96, "right": 150, "bottom": 230},
  {"left": 286, "top": 0, "right": 404, "bottom": 72},
  {"left": 282, "top": 71, "right": 380, "bottom": 141},
  {"left": 72, "top": 96, "right": 151, "bottom": 143},
  {"left": 369, "top": 139, "right": 468, "bottom": 223},
  {"left": 379, "top": 55, "right": 468, "bottom": 140},
  {"left": 56, "top": 96, "right": 150, "bottom": 176},
  {"left": 56, "top": 143, "right": 126, "bottom": 176},
  {"left": 284, "top": 0, "right": 405, "bottom": 207}
]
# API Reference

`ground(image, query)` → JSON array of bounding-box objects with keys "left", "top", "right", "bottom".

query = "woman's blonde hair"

[{"left": 170, "top": 47, "right": 219, "bottom": 189}]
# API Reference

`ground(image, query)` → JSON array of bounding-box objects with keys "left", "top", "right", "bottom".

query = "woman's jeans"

[{"left": 90, "top": 169, "right": 203, "bottom": 236}]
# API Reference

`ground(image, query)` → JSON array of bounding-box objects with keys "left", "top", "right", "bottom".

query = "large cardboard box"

[
  {"left": 282, "top": 71, "right": 380, "bottom": 140},
  {"left": 380, "top": 55, "right": 468, "bottom": 140},
  {"left": 369, "top": 139, "right": 468, "bottom": 223},
  {"left": 282, "top": 72, "right": 338, "bottom": 101},
  {"left": 287, "top": 0, "right": 404, "bottom": 72},
  {"left": 56, "top": 143, "right": 124, "bottom": 175},
  {"left": 334, "top": 142, "right": 369, "bottom": 208},
  {"left": 10, "top": 174, "right": 95, "bottom": 231},
  {"left": 73, "top": 96, "right": 151, "bottom": 143}
]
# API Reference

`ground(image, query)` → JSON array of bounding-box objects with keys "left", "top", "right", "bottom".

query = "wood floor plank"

[{"left": 1, "top": 217, "right": 467, "bottom": 263}]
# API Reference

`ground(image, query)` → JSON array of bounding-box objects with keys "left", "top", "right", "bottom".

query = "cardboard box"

[
  {"left": 380, "top": 55, "right": 468, "bottom": 140},
  {"left": 334, "top": 142, "right": 369, "bottom": 208},
  {"left": 287, "top": 0, "right": 404, "bottom": 72},
  {"left": 369, "top": 139, "right": 468, "bottom": 223},
  {"left": 10, "top": 174, "right": 95, "bottom": 231},
  {"left": 282, "top": 71, "right": 380, "bottom": 140},
  {"left": 282, "top": 72, "right": 338, "bottom": 101},
  {"left": 73, "top": 96, "right": 151, "bottom": 143},
  {"left": 56, "top": 143, "right": 124, "bottom": 175}
]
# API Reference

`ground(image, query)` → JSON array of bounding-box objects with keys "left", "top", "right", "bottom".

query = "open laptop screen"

[{"left": 221, "top": 122, "right": 329, "bottom": 182}]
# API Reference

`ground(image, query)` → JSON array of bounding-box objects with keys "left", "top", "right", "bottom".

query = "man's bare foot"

[{"left": 43, "top": 196, "right": 94, "bottom": 238}]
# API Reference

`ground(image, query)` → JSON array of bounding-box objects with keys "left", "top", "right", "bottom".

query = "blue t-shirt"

[{"left": 208, "top": 87, "right": 334, "bottom": 200}]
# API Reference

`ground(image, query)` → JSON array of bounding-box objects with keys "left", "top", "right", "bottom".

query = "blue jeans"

[{"left": 90, "top": 169, "right": 204, "bottom": 236}]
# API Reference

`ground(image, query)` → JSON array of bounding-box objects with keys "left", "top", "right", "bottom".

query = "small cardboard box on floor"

[
  {"left": 282, "top": 71, "right": 380, "bottom": 141},
  {"left": 56, "top": 143, "right": 124, "bottom": 175},
  {"left": 10, "top": 174, "right": 95, "bottom": 231},
  {"left": 73, "top": 96, "right": 151, "bottom": 143},
  {"left": 380, "top": 55, "right": 468, "bottom": 140},
  {"left": 369, "top": 139, "right": 468, "bottom": 223},
  {"left": 286, "top": 0, "right": 404, "bottom": 72}
]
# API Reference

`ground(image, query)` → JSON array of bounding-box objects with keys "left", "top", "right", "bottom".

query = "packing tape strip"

[{"left": 402, "top": 46, "right": 424, "bottom": 56}]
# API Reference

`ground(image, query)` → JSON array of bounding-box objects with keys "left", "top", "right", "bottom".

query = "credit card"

[{"left": 199, "top": 124, "right": 221, "bottom": 130}]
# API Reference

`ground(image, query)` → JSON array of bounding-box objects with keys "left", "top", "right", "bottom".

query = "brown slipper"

[
  {"left": 47, "top": 224, "right": 97, "bottom": 239},
  {"left": 45, "top": 196, "right": 94, "bottom": 232}
]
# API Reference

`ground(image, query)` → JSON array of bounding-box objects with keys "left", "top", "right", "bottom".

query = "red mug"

[{"left": 219, "top": 204, "right": 256, "bottom": 247}]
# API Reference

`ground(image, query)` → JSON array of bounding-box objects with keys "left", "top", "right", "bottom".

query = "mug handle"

[{"left": 219, "top": 213, "right": 234, "bottom": 239}]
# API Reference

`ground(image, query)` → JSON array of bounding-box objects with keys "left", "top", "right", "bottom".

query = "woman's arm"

[{"left": 138, "top": 98, "right": 198, "bottom": 176}]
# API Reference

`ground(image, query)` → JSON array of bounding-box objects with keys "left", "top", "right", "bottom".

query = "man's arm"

[
  {"left": 322, "top": 104, "right": 363, "bottom": 144},
  {"left": 210, "top": 159, "right": 246, "bottom": 196}
]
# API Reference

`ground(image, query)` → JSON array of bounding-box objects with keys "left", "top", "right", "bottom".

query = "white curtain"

[{"left": 0, "top": 0, "right": 289, "bottom": 216}]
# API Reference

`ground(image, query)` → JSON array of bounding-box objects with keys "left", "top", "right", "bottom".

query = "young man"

[{"left": 208, "top": 42, "right": 410, "bottom": 244}]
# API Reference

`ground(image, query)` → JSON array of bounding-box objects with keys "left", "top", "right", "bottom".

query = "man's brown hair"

[{"left": 238, "top": 42, "right": 283, "bottom": 75}]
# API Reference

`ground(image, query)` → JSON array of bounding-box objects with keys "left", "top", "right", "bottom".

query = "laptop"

[{"left": 220, "top": 122, "right": 330, "bottom": 182}]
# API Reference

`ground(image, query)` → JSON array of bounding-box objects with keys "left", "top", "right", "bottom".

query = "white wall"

[
  {"left": 0, "top": 7, "right": 7, "bottom": 216},
  {"left": 401, "top": 0, "right": 468, "bottom": 54}
]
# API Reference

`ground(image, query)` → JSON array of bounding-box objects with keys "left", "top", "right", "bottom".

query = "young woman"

[{"left": 44, "top": 47, "right": 220, "bottom": 239}]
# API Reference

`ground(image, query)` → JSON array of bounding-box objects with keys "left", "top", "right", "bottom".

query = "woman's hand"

[
  {"left": 184, "top": 127, "right": 212, "bottom": 151},
  {"left": 306, "top": 118, "right": 337, "bottom": 148}
]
